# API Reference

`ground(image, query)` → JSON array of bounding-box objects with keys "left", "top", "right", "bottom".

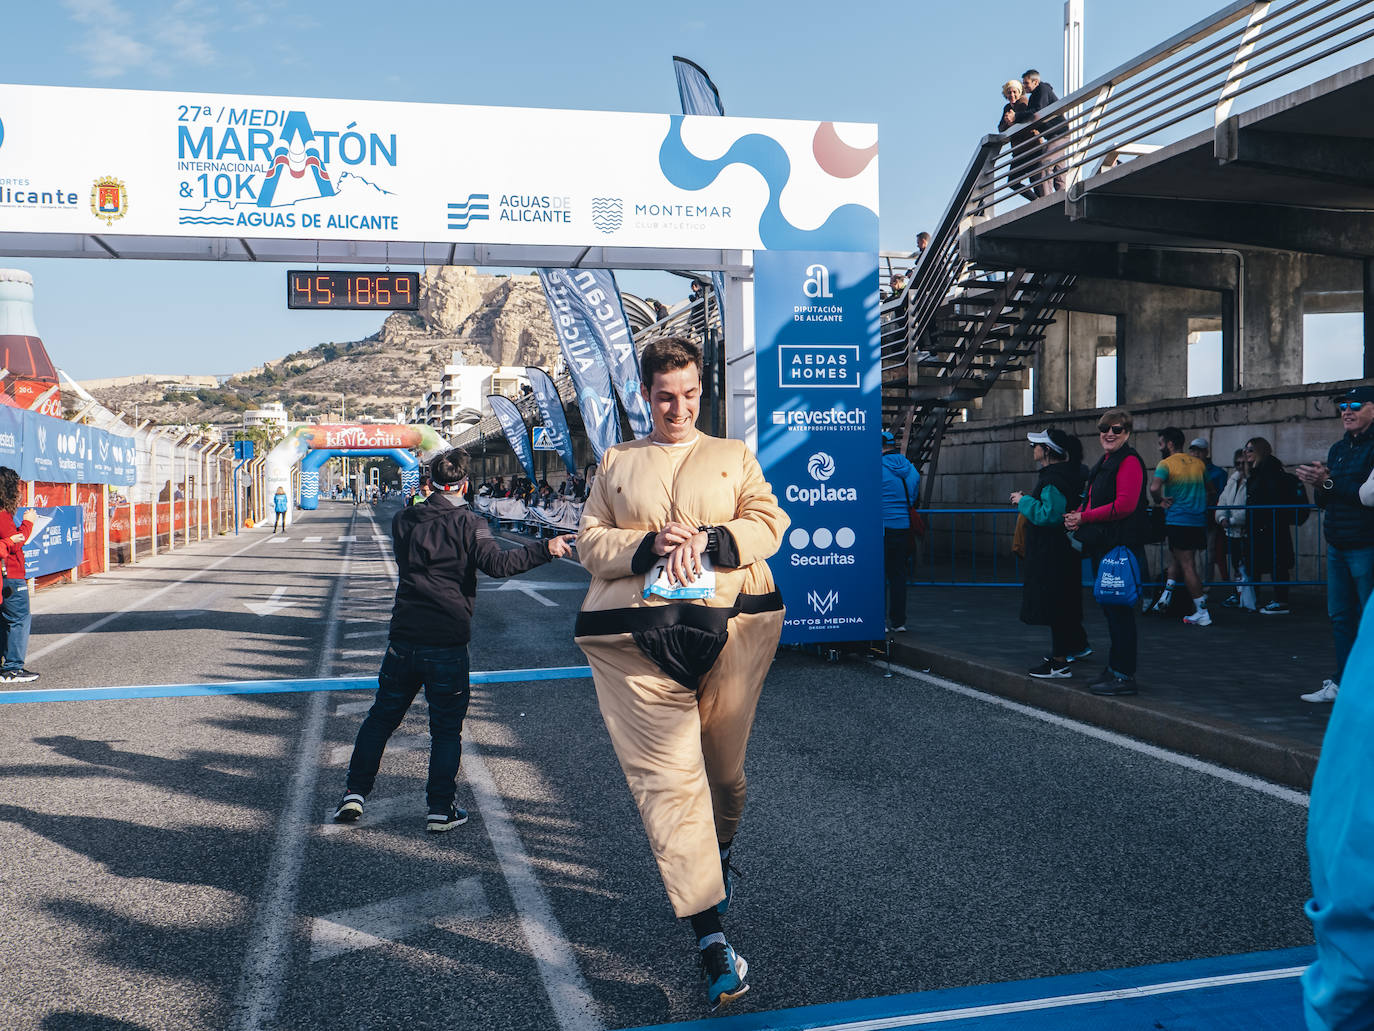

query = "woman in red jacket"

[
  {"left": 0, "top": 467, "right": 38, "bottom": 682},
  {"left": 1064, "top": 409, "right": 1149, "bottom": 696}
]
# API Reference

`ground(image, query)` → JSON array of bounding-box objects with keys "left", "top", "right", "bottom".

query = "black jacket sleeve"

[{"left": 469, "top": 516, "right": 551, "bottom": 577}]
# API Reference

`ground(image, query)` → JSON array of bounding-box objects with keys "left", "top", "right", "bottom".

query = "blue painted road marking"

[
  {"left": 0, "top": 665, "right": 594, "bottom": 704},
  {"left": 620, "top": 946, "right": 1314, "bottom": 1031}
]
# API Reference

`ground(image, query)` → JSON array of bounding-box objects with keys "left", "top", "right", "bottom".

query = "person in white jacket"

[{"left": 1214, "top": 448, "right": 1256, "bottom": 611}]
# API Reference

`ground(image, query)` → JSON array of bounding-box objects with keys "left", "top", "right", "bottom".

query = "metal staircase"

[{"left": 879, "top": 139, "right": 1076, "bottom": 503}]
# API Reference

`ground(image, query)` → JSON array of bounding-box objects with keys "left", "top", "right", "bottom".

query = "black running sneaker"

[
  {"left": 426, "top": 805, "right": 469, "bottom": 832},
  {"left": 333, "top": 793, "right": 364, "bottom": 823}
]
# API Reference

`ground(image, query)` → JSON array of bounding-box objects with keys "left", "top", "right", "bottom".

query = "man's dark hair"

[
  {"left": 1023, "top": 69, "right": 1040, "bottom": 79},
  {"left": 640, "top": 335, "right": 703, "bottom": 388},
  {"left": 1160, "top": 426, "right": 1185, "bottom": 451},
  {"left": 429, "top": 448, "right": 470, "bottom": 486}
]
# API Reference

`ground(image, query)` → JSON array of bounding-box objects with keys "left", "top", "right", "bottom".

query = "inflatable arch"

[{"left": 264, "top": 423, "right": 451, "bottom": 524}]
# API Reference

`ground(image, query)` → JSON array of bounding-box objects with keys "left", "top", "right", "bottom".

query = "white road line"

[
  {"left": 790, "top": 966, "right": 1305, "bottom": 1030},
  {"left": 366, "top": 505, "right": 601, "bottom": 1031},
  {"left": 304, "top": 536, "right": 323, "bottom": 543},
  {"left": 882, "top": 663, "right": 1310, "bottom": 808},
  {"left": 329, "top": 732, "right": 426, "bottom": 766},
  {"left": 309, "top": 878, "right": 490, "bottom": 963},
  {"left": 340, "top": 648, "right": 378, "bottom": 658},
  {"left": 28, "top": 534, "right": 267, "bottom": 663},
  {"left": 338, "top": 535, "right": 357, "bottom": 542},
  {"left": 266, "top": 536, "right": 288, "bottom": 544},
  {"left": 231, "top": 512, "right": 355, "bottom": 1031},
  {"left": 463, "top": 744, "right": 603, "bottom": 1031},
  {"left": 372, "top": 534, "right": 388, "bottom": 541},
  {"left": 345, "top": 630, "right": 388, "bottom": 639}
]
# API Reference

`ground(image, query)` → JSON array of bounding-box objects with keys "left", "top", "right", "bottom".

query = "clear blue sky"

[{"left": 1, "top": 0, "right": 1350, "bottom": 382}]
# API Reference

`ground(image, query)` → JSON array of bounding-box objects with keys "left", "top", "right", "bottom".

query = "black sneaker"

[
  {"left": 1089, "top": 672, "right": 1138, "bottom": 696},
  {"left": 3, "top": 668, "right": 37, "bottom": 683},
  {"left": 426, "top": 805, "right": 469, "bottom": 833},
  {"left": 333, "top": 793, "right": 364, "bottom": 823},
  {"left": 1028, "top": 659, "right": 1071, "bottom": 679}
]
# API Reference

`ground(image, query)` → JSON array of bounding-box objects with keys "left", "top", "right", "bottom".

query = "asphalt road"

[{"left": 0, "top": 500, "right": 1315, "bottom": 1030}]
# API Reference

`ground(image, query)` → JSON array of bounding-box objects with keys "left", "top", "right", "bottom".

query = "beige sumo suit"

[{"left": 575, "top": 434, "right": 788, "bottom": 918}]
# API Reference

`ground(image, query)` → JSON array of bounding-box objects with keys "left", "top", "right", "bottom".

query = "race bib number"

[{"left": 643, "top": 552, "right": 716, "bottom": 601}]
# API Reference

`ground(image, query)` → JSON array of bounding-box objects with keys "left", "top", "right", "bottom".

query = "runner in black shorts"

[{"left": 1150, "top": 427, "right": 1212, "bottom": 626}]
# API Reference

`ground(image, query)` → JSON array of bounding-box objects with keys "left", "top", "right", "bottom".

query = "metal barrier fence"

[{"left": 910, "top": 504, "right": 1326, "bottom": 588}]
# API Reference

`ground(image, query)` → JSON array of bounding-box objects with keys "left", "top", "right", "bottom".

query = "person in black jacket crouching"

[{"left": 333, "top": 447, "right": 576, "bottom": 832}]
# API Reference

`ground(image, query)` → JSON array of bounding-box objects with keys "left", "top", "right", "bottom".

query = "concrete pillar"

[
  {"left": 1240, "top": 251, "right": 1304, "bottom": 390},
  {"left": 1118, "top": 289, "right": 1190, "bottom": 405},
  {"left": 1036, "top": 316, "right": 1069, "bottom": 413},
  {"left": 1069, "top": 312, "right": 1108, "bottom": 411}
]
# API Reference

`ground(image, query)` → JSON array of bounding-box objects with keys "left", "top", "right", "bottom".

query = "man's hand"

[
  {"left": 1297, "top": 462, "right": 1329, "bottom": 486},
  {"left": 548, "top": 534, "right": 576, "bottom": 559},
  {"left": 1160, "top": 497, "right": 1174, "bottom": 509},
  {"left": 665, "top": 531, "right": 708, "bottom": 586},
  {"left": 21, "top": 510, "right": 34, "bottom": 523},
  {"left": 1009, "top": 491, "right": 1024, "bottom": 504},
  {"left": 652, "top": 521, "right": 697, "bottom": 557},
  {"left": 1064, "top": 511, "right": 1082, "bottom": 531}
]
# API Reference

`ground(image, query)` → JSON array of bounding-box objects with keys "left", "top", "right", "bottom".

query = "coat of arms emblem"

[{"left": 90, "top": 177, "right": 129, "bottom": 225}]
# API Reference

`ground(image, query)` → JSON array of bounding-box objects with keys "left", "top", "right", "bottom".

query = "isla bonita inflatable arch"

[{"left": 265, "top": 423, "right": 450, "bottom": 522}]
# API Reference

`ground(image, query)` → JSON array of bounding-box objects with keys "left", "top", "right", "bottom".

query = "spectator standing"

[
  {"left": 1064, "top": 409, "right": 1149, "bottom": 695},
  {"left": 1215, "top": 448, "right": 1257, "bottom": 611},
  {"left": 914, "top": 231, "right": 930, "bottom": 261},
  {"left": 410, "top": 476, "right": 432, "bottom": 506},
  {"left": 1021, "top": 69, "right": 1067, "bottom": 196},
  {"left": 333, "top": 448, "right": 575, "bottom": 832},
  {"left": 1190, "top": 438, "right": 1228, "bottom": 581},
  {"left": 1296, "top": 386, "right": 1374, "bottom": 703},
  {"left": 0, "top": 467, "right": 37, "bottom": 683},
  {"left": 881, "top": 430, "right": 921, "bottom": 633},
  {"left": 1149, "top": 426, "right": 1212, "bottom": 626},
  {"left": 272, "top": 486, "right": 288, "bottom": 533},
  {"left": 1012, "top": 428, "right": 1089, "bottom": 678},
  {"left": 1243, "top": 437, "right": 1299, "bottom": 615},
  {"left": 998, "top": 79, "right": 1039, "bottom": 203}
]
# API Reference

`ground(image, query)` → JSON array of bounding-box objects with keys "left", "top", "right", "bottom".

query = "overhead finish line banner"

[
  {"left": 0, "top": 84, "right": 877, "bottom": 254},
  {"left": 754, "top": 251, "right": 882, "bottom": 645}
]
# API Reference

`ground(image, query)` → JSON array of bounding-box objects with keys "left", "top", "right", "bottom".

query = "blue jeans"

[
  {"left": 1, "top": 578, "right": 31, "bottom": 671},
  {"left": 1327, "top": 544, "right": 1374, "bottom": 683},
  {"left": 345, "top": 640, "right": 471, "bottom": 812}
]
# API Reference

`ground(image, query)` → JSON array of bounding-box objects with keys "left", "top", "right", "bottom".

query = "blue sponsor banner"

[
  {"left": 754, "top": 250, "right": 882, "bottom": 644},
  {"left": 537, "top": 270, "right": 622, "bottom": 462},
  {"left": 541, "top": 268, "right": 652, "bottom": 438},
  {"left": 10, "top": 407, "right": 136, "bottom": 486},
  {"left": 525, "top": 367, "right": 578, "bottom": 477},
  {"left": 0, "top": 405, "right": 23, "bottom": 471},
  {"left": 17, "top": 505, "right": 84, "bottom": 577},
  {"left": 487, "top": 394, "right": 536, "bottom": 482}
]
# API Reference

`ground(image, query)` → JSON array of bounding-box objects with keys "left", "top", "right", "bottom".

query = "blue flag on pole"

[
  {"left": 537, "top": 270, "right": 623, "bottom": 462},
  {"left": 673, "top": 56, "right": 724, "bottom": 116},
  {"left": 525, "top": 367, "right": 578, "bottom": 478},
  {"left": 487, "top": 394, "right": 536, "bottom": 482},
  {"left": 673, "top": 58, "right": 728, "bottom": 340},
  {"left": 540, "top": 268, "right": 652, "bottom": 439}
]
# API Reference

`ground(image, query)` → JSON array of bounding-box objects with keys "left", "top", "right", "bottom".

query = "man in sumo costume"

[{"left": 574, "top": 335, "right": 788, "bottom": 1012}]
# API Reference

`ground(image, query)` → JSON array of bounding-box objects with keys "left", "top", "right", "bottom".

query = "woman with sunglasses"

[{"left": 1063, "top": 409, "right": 1149, "bottom": 696}]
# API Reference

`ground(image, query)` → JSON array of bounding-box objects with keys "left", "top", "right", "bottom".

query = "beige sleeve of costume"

[
  {"left": 720, "top": 442, "right": 789, "bottom": 567},
  {"left": 577, "top": 451, "right": 651, "bottom": 580}
]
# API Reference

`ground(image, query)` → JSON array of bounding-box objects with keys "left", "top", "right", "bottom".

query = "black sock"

[{"left": 688, "top": 907, "right": 723, "bottom": 944}]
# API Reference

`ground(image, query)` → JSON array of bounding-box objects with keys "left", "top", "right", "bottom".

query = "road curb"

[{"left": 887, "top": 640, "right": 1319, "bottom": 792}]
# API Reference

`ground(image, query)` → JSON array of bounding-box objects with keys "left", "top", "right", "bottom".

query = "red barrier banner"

[{"left": 76, "top": 484, "right": 103, "bottom": 577}]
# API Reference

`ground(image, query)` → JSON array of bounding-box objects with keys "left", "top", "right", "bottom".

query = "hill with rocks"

[{"left": 81, "top": 266, "right": 561, "bottom": 426}]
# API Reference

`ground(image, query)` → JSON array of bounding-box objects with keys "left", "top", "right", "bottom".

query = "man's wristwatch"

[
  {"left": 1323, "top": 478, "right": 1336, "bottom": 492},
  {"left": 700, "top": 525, "right": 720, "bottom": 557}
]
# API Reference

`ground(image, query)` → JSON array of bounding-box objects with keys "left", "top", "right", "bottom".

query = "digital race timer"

[{"left": 286, "top": 271, "right": 421, "bottom": 310}]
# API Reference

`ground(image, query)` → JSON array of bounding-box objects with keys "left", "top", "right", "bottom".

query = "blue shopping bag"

[{"left": 1093, "top": 545, "right": 1141, "bottom": 607}]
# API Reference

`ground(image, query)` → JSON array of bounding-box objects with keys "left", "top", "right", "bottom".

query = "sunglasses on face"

[
  {"left": 1339, "top": 402, "right": 1365, "bottom": 412},
  {"left": 1098, "top": 424, "right": 1127, "bottom": 435}
]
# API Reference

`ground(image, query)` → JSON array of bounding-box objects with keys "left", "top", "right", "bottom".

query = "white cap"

[
  {"left": 1189, "top": 438, "right": 1209, "bottom": 450},
  {"left": 1027, "top": 430, "right": 1065, "bottom": 456}
]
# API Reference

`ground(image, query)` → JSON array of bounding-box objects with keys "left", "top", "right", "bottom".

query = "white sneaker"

[
  {"left": 1150, "top": 594, "right": 1172, "bottom": 614},
  {"left": 1182, "top": 609, "right": 1212, "bottom": 627},
  {"left": 1301, "top": 679, "right": 1339, "bottom": 703}
]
